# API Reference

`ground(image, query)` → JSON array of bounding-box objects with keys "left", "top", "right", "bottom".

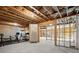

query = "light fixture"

[
  {"left": 49, "top": 24, "right": 52, "bottom": 26},
  {"left": 8, "top": 22, "right": 21, "bottom": 26},
  {"left": 0, "top": 21, "right": 21, "bottom": 27},
  {"left": 13, "top": 23, "right": 19, "bottom": 26}
]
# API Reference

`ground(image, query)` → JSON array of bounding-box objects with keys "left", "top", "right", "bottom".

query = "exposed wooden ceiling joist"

[
  {"left": 55, "top": 6, "right": 62, "bottom": 18},
  {"left": 7, "top": 7, "right": 39, "bottom": 23},
  {"left": 0, "top": 6, "right": 79, "bottom": 27},
  {"left": 29, "top": 6, "right": 49, "bottom": 20}
]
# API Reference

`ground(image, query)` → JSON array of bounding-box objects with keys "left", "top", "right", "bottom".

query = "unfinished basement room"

[{"left": 0, "top": 6, "right": 79, "bottom": 53}]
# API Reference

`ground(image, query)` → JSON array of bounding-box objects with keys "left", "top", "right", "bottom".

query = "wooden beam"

[
  {"left": 65, "top": 7, "right": 69, "bottom": 16},
  {"left": 55, "top": 6, "right": 62, "bottom": 18},
  {"left": 0, "top": 19, "right": 28, "bottom": 27},
  {"left": 0, "top": 10, "right": 28, "bottom": 23},
  {"left": 24, "top": 6, "right": 47, "bottom": 22},
  {"left": 7, "top": 7, "right": 39, "bottom": 23},
  {"left": 23, "top": 6, "right": 46, "bottom": 23},
  {"left": 0, "top": 14, "right": 28, "bottom": 27},
  {"left": 0, "top": 13, "right": 27, "bottom": 24},
  {"left": 43, "top": 7, "right": 51, "bottom": 14},
  {"left": 29, "top": 6, "right": 49, "bottom": 20},
  {"left": 38, "top": 14, "right": 79, "bottom": 26}
]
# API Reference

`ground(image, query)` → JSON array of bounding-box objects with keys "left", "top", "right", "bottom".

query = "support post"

[{"left": 54, "top": 20, "right": 57, "bottom": 46}]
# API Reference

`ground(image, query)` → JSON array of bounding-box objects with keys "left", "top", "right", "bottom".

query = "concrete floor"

[{"left": 0, "top": 39, "right": 79, "bottom": 53}]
